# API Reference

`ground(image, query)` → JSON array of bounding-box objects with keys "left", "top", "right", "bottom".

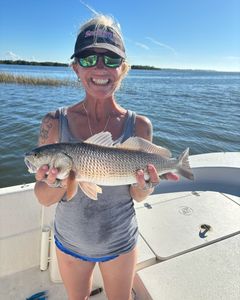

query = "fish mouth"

[{"left": 24, "top": 157, "right": 37, "bottom": 173}]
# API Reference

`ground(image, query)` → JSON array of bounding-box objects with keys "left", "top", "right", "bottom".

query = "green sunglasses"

[{"left": 78, "top": 52, "right": 123, "bottom": 68}]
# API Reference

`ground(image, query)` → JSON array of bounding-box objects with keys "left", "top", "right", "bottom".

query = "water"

[{"left": 0, "top": 64, "right": 239, "bottom": 188}]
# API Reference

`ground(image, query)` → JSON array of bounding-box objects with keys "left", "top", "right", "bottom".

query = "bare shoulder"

[
  {"left": 135, "top": 114, "right": 153, "bottom": 142},
  {"left": 38, "top": 111, "right": 59, "bottom": 146}
]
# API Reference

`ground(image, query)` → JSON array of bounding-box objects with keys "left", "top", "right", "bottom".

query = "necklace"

[{"left": 82, "top": 102, "right": 111, "bottom": 136}]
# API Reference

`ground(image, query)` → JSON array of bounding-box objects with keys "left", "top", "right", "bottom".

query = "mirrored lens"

[
  {"left": 103, "top": 56, "right": 122, "bottom": 68},
  {"left": 79, "top": 55, "right": 97, "bottom": 67},
  {"left": 78, "top": 53, "right": 123, "bottom": 68}
]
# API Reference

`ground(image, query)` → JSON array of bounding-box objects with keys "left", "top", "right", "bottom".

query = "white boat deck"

[
  {"left": 1, "top": 267, "right": 68, "bottom": 300},
  {"left": 1, "top": 234, "right": 155, "bottom": 300},
  {"left": 1, "top": 152, "right": 240, "bottom": 299},
  {"left": 134, "top": 233, "right": 240, "bottom": 300},
  {"left": 1, "top": 190, "right": 240, "bottom": 299}
]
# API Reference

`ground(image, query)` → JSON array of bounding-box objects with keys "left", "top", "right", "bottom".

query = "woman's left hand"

[
  {"left": 130, "top": 164, "right": 179, "bottom": 202},
  {"left": 135, "top": 164, "right": 179, "bottom": 190}
]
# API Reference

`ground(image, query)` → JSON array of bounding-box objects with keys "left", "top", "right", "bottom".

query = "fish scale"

[{"left": 64, "top": 143, "right": 177, "bottom": 185}]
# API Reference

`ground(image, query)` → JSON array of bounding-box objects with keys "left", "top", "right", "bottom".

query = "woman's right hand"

[
  {"left": 35, "top": 165, "right": 68, "bottom": 188},
  {"left": 34, "top": 165, "right": 68, "bottom": 206},
  {"left": 34, "top": 111, "right": 67, "bottom": 206},
  {"left": 36, "top": 165, "right": 57, "bottom": 185}
]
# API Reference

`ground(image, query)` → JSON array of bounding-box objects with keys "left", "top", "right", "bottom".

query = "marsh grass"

[{"left": 0, "top": 72, "right": 75, "bottom": 86}]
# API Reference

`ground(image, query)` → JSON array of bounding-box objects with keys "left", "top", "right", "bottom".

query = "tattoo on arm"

[{"left": 39, "top": 112, "right": 58, "bottom": 145}]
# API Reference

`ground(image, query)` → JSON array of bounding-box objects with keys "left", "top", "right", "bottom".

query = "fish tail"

[{"left": 177, "top": 148, "right": 194, "bottom": 180}]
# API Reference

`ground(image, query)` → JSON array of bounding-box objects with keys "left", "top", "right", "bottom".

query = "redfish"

[{"left": 24, "top": 132, "right": 194, "bottom": 200}]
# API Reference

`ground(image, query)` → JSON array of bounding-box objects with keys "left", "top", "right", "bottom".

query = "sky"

[{"left": 0, "top": 0, "right": 240, "bottom": 72}]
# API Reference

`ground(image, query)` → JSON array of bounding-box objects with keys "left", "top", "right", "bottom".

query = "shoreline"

[{"left": 0, "top": 60, "right": 161, "bottom": 71}]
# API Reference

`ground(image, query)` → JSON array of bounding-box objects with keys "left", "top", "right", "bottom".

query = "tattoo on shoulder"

[{"left": 39, "top": 112, "right": 58, "bottom": 144}]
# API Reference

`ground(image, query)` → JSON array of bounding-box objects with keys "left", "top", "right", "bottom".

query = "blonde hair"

[
  {"left": 73, "top": 14, "right": 130, "bottom": 86},
  {"left": 80, "top": 14, "right": 122, "bottom": 37}
]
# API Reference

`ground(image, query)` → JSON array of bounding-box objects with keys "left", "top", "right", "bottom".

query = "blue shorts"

[{"left": 54, "top": 236, "right": 119, "bottom": 262}]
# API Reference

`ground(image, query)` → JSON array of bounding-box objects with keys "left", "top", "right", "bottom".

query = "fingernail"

[
  {"left": 51, "top": 169, "right": 57, "bottom": 174},
  {"left": 42, "top": 165, "right": 48, "bottom": 170}
]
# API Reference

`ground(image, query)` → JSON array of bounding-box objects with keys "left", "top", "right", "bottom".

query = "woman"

[{"left": 34, "top": 14, "right": 177, "bottom": 300}]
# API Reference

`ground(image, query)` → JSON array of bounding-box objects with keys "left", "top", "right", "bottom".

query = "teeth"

[{"left": 92, "top": 78, "right": 109, "bottom": 85}]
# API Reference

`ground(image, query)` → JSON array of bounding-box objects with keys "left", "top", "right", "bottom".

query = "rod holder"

[{"left": 40, "top": 226, "right": 50, "bottom": 271}]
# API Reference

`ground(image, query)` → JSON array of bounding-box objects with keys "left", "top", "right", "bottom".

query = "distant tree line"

[
  {"left": 0, "top": 60, "right": 161, "bottom": 70},
  {"left": 0, "top": 60, "right": 68, "bottom": 67},
  {"left": 131, "top": 65, "right": 161, "bottom": 70}
]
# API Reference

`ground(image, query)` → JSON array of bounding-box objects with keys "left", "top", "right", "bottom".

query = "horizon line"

[{"left": 0, "top": 59, "right": 239, "bottom": 73}]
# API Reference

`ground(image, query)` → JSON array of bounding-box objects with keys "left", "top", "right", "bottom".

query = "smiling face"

[{"left": 72, "top": 48, "right": 125, "bottom": 99}]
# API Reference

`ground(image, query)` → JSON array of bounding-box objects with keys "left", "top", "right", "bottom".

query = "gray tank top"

[{"left": 54, "top": 107, "right": 139, "bottom": 258}]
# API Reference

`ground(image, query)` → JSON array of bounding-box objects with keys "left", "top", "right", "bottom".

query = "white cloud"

[
  {"left": 146, "top": 37, "right": 177, "bottom": 55},
  {"left": 135, "top": 42, "right": 150, "bottom": 50},
  {"left": 5, "top": 51, "right": 22, "bottom": 60}
]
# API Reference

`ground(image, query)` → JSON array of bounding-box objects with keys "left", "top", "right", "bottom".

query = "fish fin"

[
  {"left": 66, "top": 170, "right": 78, "bottom": 201},
  {"left": 84, "top": 131, "right": 114, "bottom": 147},
  {"left": 79, "top": 182, "right": 102, "bottom": 200},
  {"left": 117, "top": 137, "right": 172, "bottom": 158},
  {"left": 177, "top": 148, "right": 194, "bottom": 180}
]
